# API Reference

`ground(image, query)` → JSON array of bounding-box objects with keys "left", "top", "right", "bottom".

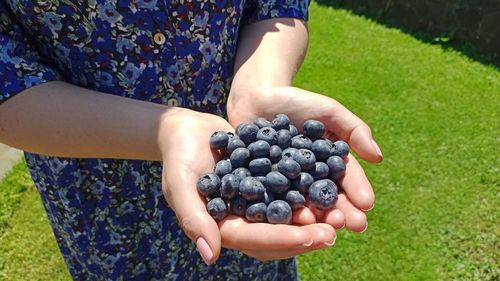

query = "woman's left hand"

[{"left": 227, "top": 86, "right": 383, "bottom": 232}]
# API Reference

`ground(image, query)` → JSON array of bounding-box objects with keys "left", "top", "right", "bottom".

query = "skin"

[{"left": 0, "top": 18, "right": 382, "bottom": 264}]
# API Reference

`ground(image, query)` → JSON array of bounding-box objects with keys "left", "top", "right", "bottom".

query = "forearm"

[
  {"left": 0, "top": 81, "right": 178, "bottom": 161},
  {"left": 232, "top": 18, "right": 308, "bottom": 89}
]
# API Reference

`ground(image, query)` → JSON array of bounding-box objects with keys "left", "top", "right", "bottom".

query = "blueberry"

[
  {"left": 265, "top": 171, "right": 291, "bottom": 194},
  {"left": 230, "top": 147, "right": 250, "bottom": 168},
  {"left": 285, "top": 190, "right": 306, "bottom": 209},
  {"left": 215, "top": 159, "right": 232, "bottom": 178},
  {"left": 249, "top": 158, "right": 272, "bottom": 175},
  {"left": 232, "top": 167, "right": 251, "bottom": 181},
  {"left": 266, "top": 200, "right": 292, "bottom": 224},
  {"left": 255, "top": 117, "right": 273, "bottom": 128},
  {"left": 291, "top": 172, "right": 314, "bottom": 193},
  {"left": 308, "top": 179, "right": 338, "bottom": 210},
  {"left": 256, "top": 126, "right": 278, "bottom": 145},
  {"left": 230, "top": 196, "right": 248, "bottom": 216},
  {"left": 237, "top": 123, "right": 260, "bottom": 145},
  {"left": 271, "top": 114, "right": 290, "bottom": 131},
  {"left": 207, "top": 197, "right": 227, "bottom": 220},
  {"left": 209, "top": 131, "right": 229, "bottom": 149},
  {"left": 332, "top": 140, "right": 350, "bottom": 159},
  {"left": 269, "top": 145, "right": 282, "bottom": 163},
  {"left": 303, "top": 120, "right": 325, "bottom": 141},
  {"left": 248, "top": 140, "right": 271, "bottom": 158},
  {"left": 245, "top": 202, "right": 267, "bottom": 222},
  {"left": 289, "top": 124, "right": 299, "bottom": 137},
  {"left": 277, "top": 158, "right": 301, "bottom": 179},
  {"left": 239, "top": 177, "right": 265, "bottom": 201},
  {"left": 226, "top": 138, "right": 246, "bottom": 156},
  {"left": 220, "top": 174, "right": 239, "bottom": 200},
  {"left": 282, "top": 147, "right": 298, "bottom": 159},
  {"left": 291, "top": 134, "right": 313, "bottom": 149},
  {"left": 264, "top": 191, "right": 276, "bottom": 205},
  {"left": 309, "top": 162, "right": 330, "bottom": 180},
  {"left": 326, "top": 155, "right": 346, "bottom": 180},
  {"left": 197, "top": 173, "right": 221, "bottom": 197},
  {"left": 311, "top": 139, "right": 332, "bottom": 161},
  {"left": 292, "top": 149, "right": 316, "bottom": 170},
  {"left": 276, "top": 129, "right": 292, "bottom": 149}
]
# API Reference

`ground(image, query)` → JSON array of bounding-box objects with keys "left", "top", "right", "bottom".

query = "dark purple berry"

[
  {"left": 291, "top": 134, "right": 313, "bottom": 149},
  {"left": 239, "top": 177, "right": 265, "bottom": 201},
  {"left": 292, "top": 149, "right": 316, "bottom": 170},
  {"left": 245, "top": 202, "right": 267, "bottom": 222},
  {"left": 269, "top": 145, "right": 282, "bottom": 163},
  {"left": 285, "top": 190, "right": 306, "bottom": 209},
  {"left": 210, "top": 131, "right": 229, "bottom": 149},
  {"left": 332, "top": 140, "right": 350, "bottom": 159},
  {"left": 220, "top": 174, "right": 239, "bottom": 200},
  {"left": 308, "top": 179, "right": 338, "bottom": 210},
  {"left": 226, "top": 138, "right": 246, "bottom": 155},
  {"left": 215, "top": 159, "right": 232, "bottom": 178},
  {"left": 207, "top": 197, "right": 227, "bottom": 220},
  {"left": 309, "top": 162, "right": 330, "bottom": 180},
  {"left": 276, "top": 129, "right": 292, "bottom": 149},
  {"left": 277, "top": 158, "right": 301, "bottom": 179},
  {"left": 238, "top": 124, "right": 260, "bottom": 145},
  {"left": 265, "top": 171, "right": 290, "bottom": 194},
  {"left": 249, "top": 158, "right": 272, "bottom": 175},
  {"left": 230, "top": 147, "right": 250, "bottom": 168},
  {"left": 282, "top": 147, "right": 298, "bottom": 159},
  {"left": 326, "top": 155, "right": 346, "bottom": 180},
  {"left": 303, "top": 120, "right": 325, "bottom": 141},
  {"left": 197, "top": 173, "right": 221, "bottom": 197},
  {"left": 271, "top": 114, "right": 290, "bottom": 131},
  {"left": 311, "top": 139, "right": 333, "bottom": 161},
  {"left": 291, "top": 172, "right": 314, "bottom": 193},
  {"left": 230, "top": 196, "right": 248, "bottom": 216},
  {"left": 289, "top": 124, "right": 299, "bottom": 137},
  {"left": 255, "top": 117, "right": 273, "bottom": 128},
  {"left": 232, "top": 167, "right": 251, "bottom": 181},
  {"left": 256, "top": 127, "right": 278, "bottom": 145},
  {"left": 248, "top": 140, "right": 271, "bottom": 158},
  {"left": 266, "top": 200, "right": 292, "bottom": 224}
]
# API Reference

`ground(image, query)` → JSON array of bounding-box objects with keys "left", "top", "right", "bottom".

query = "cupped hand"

[
  {"left": 158, "top": 108, "right": 336, "bottom": 264},
  {"left": 227, "top": 86, "right": 383, "bottom": 232}
]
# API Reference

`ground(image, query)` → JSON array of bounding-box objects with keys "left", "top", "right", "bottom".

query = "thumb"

[{"left": 162, "top": 165, "right": 221, "bottom": 265}]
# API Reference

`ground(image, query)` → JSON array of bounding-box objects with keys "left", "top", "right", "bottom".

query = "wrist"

[{"left": 157, "top": 106, "right": 187, "bottom": 159}]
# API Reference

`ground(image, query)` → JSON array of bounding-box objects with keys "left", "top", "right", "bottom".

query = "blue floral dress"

[{"left": 0, "top": 0, "right": 309, "bottom": 280}]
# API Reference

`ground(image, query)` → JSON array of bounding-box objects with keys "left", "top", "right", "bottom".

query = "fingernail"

[
  {"left": 323, "top": 235, "right": 336, "bottom": 247},
  {"left": 360, "top": 223, "right": 368, "bottom": 233},
  {"left": 196, "top": 237, "right": 213, "bottom": 265},
  {"left": 371, "top": 140, "right": 383, "bottom": 159},
  {"left": 364, "top": 202, "right": 375, "bottom": 212}
]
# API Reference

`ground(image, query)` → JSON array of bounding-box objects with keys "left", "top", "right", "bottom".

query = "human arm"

[{"left": 228, "top": 18, "right": 383, "bottom": 232}]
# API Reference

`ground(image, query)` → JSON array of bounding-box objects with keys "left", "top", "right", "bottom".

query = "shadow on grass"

[{"left": 314, "top": 0, "right": 500, "bottom": 70}]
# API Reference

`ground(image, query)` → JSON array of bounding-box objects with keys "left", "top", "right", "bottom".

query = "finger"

[
  {"left": 219, "top": 216, "right": 336, "bottom": 251},
  {"left": 338, "top": 155, "right": 375, "bottom": 211},
  {"left": 335, "top": 193, "right": 368, "bottom": 232},
  {"left": 312, "top": 93, "right": 383, "bottom": 163},
  {"left": 323, "top": 208, "right": 345, "bottom": 229},
  {"left": 292, "top": 207, "right": 316, "bottom": 225},
  {"left": 163, "top": 166, "right": 221, "bottom": 265},
  {"left": 241, "top": 224, "right": 336, "bottom": 260}
]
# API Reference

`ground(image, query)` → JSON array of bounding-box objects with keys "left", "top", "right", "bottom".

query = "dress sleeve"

[
  {"left": 241, "top": 0, "right": 310, "bottom": 25},
  {"left": 0, "top": 2, "right": 61, "bottom": 104}
]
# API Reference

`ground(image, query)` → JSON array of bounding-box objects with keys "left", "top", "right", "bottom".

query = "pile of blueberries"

[{"left": 197, "top": 114, "right": 349, "bottom": 224}]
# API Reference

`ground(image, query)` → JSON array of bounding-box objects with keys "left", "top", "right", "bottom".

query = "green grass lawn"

[{"left": 0, "top": 2, "right": 499, "bottom": 280}]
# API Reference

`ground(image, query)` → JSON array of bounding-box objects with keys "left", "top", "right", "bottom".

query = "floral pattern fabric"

[{"left": 0, "top": 0, "right": 308, "bottom": 279}]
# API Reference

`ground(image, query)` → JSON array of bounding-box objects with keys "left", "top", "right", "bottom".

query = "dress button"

[
  {"left": 167, "top": 98, "right": 179, "bottom": 106},
  {"left": 153, "top": 32, "right": 166, "bottom": 45}
]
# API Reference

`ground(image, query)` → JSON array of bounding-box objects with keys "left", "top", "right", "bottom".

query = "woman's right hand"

[{"left": 159, "top": 108, "right": 336, "bottom": 264}]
